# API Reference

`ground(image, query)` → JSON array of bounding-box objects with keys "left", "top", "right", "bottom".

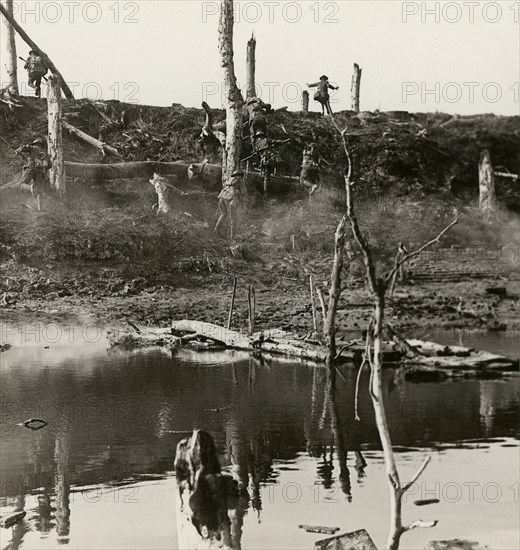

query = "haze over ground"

[{"left": 1, "top": 0, "right": 519, "bottom": 115}]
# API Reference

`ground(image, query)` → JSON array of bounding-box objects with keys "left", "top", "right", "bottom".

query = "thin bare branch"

[
  {"left": 385, "top": 218, "right": 459, "bottom": 286},
  {"left": 403, "top": 519, "right": 438, "bottom": 532},
  {"left": 403, "top": 456, "right": 431, "bottom": 493},
  {"left": 355, "top": 326, "right": 372, "bottom": 421},
  {"left": 315, "top": 287, "right": 327, "bottom": 331}
]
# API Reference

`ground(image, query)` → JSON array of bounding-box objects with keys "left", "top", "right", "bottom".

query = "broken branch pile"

[{"left": 108, "top": 320, "right": 518, "bottom": 375}]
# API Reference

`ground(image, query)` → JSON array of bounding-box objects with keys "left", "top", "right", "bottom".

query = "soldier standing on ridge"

[
  {"left": 24, "top": 50, "right": 49, "bottom": 98},
  {"left": 307, "top": 75, "right": 339, "bottom": 116}
]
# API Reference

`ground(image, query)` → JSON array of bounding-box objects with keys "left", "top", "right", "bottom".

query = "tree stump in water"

[{"left": 174, "top": 429, "right": 240, "bottom": 549}]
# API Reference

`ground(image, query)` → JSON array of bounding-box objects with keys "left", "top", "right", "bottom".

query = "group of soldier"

[
  {"left": 212, "top": 74, "right": 337, "bottom": 233},
  {"left": 14, "top": 71, "right": 335, "bottom": 231}
]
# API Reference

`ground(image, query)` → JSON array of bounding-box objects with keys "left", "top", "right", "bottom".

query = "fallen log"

[
  {"left": 64, "top": 160, "right": 301, "bottom": 195},
  {"left": 64, "top": 160, "right": 186, "bottom": 180},
  {"left": 63, "top": 122, "right": 120, "bottom": 157}
]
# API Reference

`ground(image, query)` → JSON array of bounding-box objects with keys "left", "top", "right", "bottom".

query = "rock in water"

[
  {"left": 0, "top": 511, "right": 26, "bottom": 528},
  {"left": 424, "top": 540, "right": 491, "bottom": 550},
  {"left": 315, "top": 529, "right": 377, "bottom": 550}
]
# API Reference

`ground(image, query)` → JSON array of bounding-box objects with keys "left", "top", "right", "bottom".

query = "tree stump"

[
  {"left": 174, "top": 429, "right": 239, "bottom": 549},
  {"left": 302, "top": 90, "right": 309, "bottom": 112},
  {"left": 351, "top": 63, "right": 362, "bottom": 113},
  {"left": 479, "top": 149, "right": 496, "bottom": 220},
  {"left": 245, "top": 34, "right": 256, "bottom": 100}
]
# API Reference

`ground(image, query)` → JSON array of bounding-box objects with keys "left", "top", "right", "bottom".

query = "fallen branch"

[
  {"left": 403, "top": 519, "right": 438, "bottom": 532},
  {"left": 403, "top": 456, "right": 431, "bottom": 493},
  {"left": 63, "top": 121, "right": 120, "bottom": 157},
  {"left": 494, "top": 171, "right": 519, "bottom": 180}
]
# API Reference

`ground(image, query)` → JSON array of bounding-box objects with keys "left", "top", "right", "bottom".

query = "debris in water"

[
  {"left": 0, "top": 511, "right": 26, "bottom": 528},
  {"left": 18, "top": 418, "right": 48, "bottom": 431},
  {"left": 299, "top": 525, "right": 340, "bottom": 535},
  {"left": 315, "top": 529, "right": 377, "bottom": 550},
  {"left": 414, "top": 498, "right": 441, "bottom": 506}
]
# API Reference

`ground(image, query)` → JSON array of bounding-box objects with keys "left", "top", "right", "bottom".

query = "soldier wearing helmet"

[{"left": 15, "top": 138, "right": 51, "bottom": 201}]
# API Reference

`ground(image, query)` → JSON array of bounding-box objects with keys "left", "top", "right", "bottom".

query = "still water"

[{"left": 0, "top": 326, "right": 519, "bottom": 549}]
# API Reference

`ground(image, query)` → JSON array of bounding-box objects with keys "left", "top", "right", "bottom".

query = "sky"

[{"left": 1, "top": 0, "right": 519, "bottom": 115}]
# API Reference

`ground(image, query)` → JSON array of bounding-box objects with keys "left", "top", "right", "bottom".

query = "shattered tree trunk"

[
  {"left": 0, "top": 3, "right": 74, "bottom": 99},
  {"left": 2, "top": 0, "right": 18, "bottom": 95},
  {"left": 62, "top": 121, "right": 120, "bottom": 157},
  {"left": 302, "top": 90, "right": 309, "bottom": 112},
  {"left": 47, "top": 74, "right": 65, "bottom": 194},
  {"left": 218, "top": 0, "right": 243, "bottom": 180},
  {"left": 479, "top": 149, "right": 496, "bottom": 219},
  {"left": 174, "top": 429, "right": 238, "bottom": 548},
  {"left": 351, "top": 63, "right": 362, "bottom": 112},
  {"left": 245, "top": 33, "right": 256, "bottom": 99}
]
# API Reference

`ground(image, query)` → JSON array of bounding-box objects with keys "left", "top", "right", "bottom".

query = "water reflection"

[{"left": 0, "top": 347, "right": 518, "bottom": 549}]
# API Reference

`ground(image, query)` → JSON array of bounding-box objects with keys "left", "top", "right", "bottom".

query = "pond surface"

[{"left": 0, "top": 325, "right": 519, "bottom": 549}]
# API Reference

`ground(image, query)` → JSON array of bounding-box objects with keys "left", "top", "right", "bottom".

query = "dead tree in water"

[
  {"left": 245, "top": 33, "right": 256, "bottom": 100},
  {"left": 2, "top": 0, "right": 18, "bottom": 94},
  {"left": 329, "top": 112, "right": 457, "bottom": 550},
  {"left": 479, "top": 149, "right": 496, "bottom": 220},
  {"left": 218, "top": 0, "right": 243, "bottom": 180},
  {"left": 351, "top": 63, "right": 362, "bottom": 112},
  {"left": 47, "top": 74, "right": 65, "bottom": 194},
  {"left": 0, "top": 3, "right": 74, "bottom": 99}
]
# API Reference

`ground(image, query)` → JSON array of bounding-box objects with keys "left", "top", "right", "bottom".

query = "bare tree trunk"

[
  {"left": 479, "top": 149, "right": 496, "bottom": 220},
  {"left": 324, "top": 216, "right": 348, "bottom": 362},
  {"left": 0, "top": 3, "right": 74, "bottom": 99},
  {"left": 372, "top": 290, "right": 404, "bottom": 550},
  {"left": 2, "top": 0, "right": 18, "bottom": 94},
  {"left": 351, "top": 63, "right": 362, "bottom": 112},
  {"left": 302, "top": 90, "right": 309, "bottom": 112},
  {"left": 218, "top": 0, "right": 243, "bottom": 180},
  {"left": 47, "top": 74, "right": 65, "bottom": 195},
  {"left": 245, "top": 33, "right": 256, "bottom": 99},
  {"left": 331, "top": 112, "right": 445, "bottom": 550},
  {"left": 174, "top": 430, "right": 237, "bottom": 548}
]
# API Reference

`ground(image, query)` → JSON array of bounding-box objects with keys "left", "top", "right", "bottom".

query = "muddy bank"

[{"left": 1, "top": 274, "right": 518, "bottom": 340}]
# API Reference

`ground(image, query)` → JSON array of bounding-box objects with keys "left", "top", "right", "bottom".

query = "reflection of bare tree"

[
  {"left": 225, "top": 416, "right": 250, "bottom": 550},
  {"left": 326, "top": 371, "right": 352, "bottom": 501},
  {"left": 54, "top": 431, "right": 71, "bottom": 542},
  {"left": 312, "top": 369, "right": 368, "bottom": 501}
]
